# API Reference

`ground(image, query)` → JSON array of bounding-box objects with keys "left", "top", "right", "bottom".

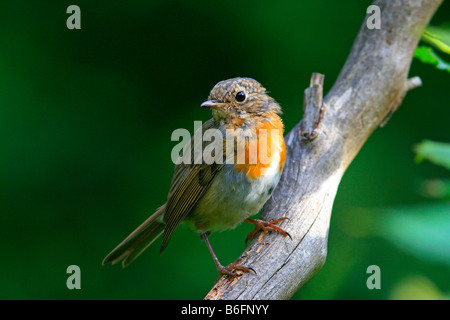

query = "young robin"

[{"left": 103, "top": 77, "right": 290, "bottom": 276}]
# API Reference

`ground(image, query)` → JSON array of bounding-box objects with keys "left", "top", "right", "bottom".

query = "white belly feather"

[{"left": 187, "top": 149, "right": 282, "bottom": 232}]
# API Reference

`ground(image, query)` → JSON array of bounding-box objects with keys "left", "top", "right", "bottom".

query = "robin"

[{"left": 103, "top": 77, "right": 290, "bottom": 276}]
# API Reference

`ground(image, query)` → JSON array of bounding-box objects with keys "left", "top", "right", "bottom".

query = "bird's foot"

[
  {"left": 244, "top": 218, "right": 292, "bottom": 245},
  {"left": 216, "top": 256, "right": 256, "bottom": 278}
]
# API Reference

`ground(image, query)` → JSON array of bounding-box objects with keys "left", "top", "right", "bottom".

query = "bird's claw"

[{"left": 244, "top": 218, "right": 292, "bottom": 245}]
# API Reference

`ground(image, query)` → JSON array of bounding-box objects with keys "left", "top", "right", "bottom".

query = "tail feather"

[
  {"left": 122, "top": 223, "right": 164, "bottom": 267},
  {"left": 102, "top": 204, "right": 165, "bottom": 267}
]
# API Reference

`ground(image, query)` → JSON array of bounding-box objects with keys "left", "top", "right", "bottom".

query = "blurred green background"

[{"left": 0, "top": 0, "right": 448, "bottom": 299}]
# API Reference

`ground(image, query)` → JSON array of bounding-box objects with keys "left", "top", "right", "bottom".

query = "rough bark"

[{"left": 205, "top": 0, "right": 443, "bottom": 300}]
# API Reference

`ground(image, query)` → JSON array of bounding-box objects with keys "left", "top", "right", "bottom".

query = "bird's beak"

[{"left": 200, "top": 100, "right": 226, "bottom": 109}]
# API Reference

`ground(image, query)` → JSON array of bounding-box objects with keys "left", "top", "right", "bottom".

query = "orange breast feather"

[{"left": 234, "top": 114, "right": 286, "bottom": 180}]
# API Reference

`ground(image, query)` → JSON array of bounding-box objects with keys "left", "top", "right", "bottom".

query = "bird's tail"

[{"left": 102, "top": 204, "right": 166, "bottom": 267}]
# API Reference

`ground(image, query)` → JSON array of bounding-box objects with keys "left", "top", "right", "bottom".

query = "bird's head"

[{"left": 201, "top": 77, "right": 281, "bottom": 124}]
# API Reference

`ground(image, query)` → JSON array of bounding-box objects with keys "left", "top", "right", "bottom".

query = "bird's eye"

[{"left": 235, "top": 91, "right": 246, "bottom": 102}]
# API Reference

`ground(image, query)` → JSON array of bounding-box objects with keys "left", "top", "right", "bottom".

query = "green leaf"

[
  {"left": 414, "top": 46, "right": 437, "bottom": 64},
  {"left": 390, "top": 275, "right": 445, "bottom": 300},
  {"left": 414, "top": 46, "right": 450, "bottom": 73},
  {"left": 422, "top": 24, "right": 450, "bottom": 55},
  {"left": 413, "top": 140, "right": 450, "bottom": 170},
  {"left": 376, "top": 203, "right": 450, "bottom": 267}
]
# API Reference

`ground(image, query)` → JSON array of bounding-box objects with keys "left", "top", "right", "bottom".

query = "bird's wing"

[{"left": 160, "top": 119, "right": 223, "bottom": 253}]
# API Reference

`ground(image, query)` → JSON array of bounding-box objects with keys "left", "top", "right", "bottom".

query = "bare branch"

[
  {"left": 205, "top": 0, "right": 443, "bottom": 300},
  {"left": 299, "top": 73, "right": 325, "bottom": 141}
]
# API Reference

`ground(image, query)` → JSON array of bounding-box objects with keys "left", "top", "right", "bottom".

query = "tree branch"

[{"left": 205, "top": 0, "right": 443, "bottom": 300}]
